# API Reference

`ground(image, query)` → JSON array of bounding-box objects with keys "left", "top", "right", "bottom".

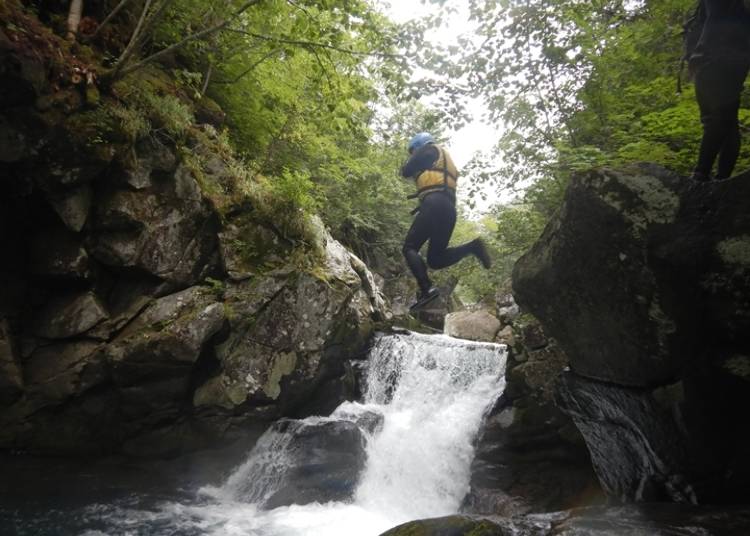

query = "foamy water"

[{"left": 75, "top": 332, "right": 506, "bottom": 536}]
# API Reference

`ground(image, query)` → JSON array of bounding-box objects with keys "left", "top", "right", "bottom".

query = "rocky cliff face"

[
  {"left": 0, "top": 17, "right": 386, "bottom": 456},
  {"left": 513, "top": 164, "right": 750, "bottom": 504}
]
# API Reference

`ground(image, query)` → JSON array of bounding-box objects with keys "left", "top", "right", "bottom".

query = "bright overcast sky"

[{"left": 375, "top": 0, "right": 508, "bottom": 212}]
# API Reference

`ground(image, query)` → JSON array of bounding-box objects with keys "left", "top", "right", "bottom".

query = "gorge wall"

[
  {"left": 0, "top": 12, "right": 387, "bottom": 457},
  {"left": 513, "top": 163, "right": 750, "bottom": 504}
]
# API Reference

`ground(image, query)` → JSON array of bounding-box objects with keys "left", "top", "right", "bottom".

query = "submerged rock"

[
  {"left": 380, "top": 505, "right": 750, "bottom": 535},
  {"left": 513, "top": 164, "right": 750, "bottom": 503},
  {"left": 259, "top": 418, "right": 368, "bottom": 509}
]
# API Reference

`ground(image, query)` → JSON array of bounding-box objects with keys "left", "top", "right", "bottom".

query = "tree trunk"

[{"left": 67, "top": 0, "right": 83, "bottom": 41}]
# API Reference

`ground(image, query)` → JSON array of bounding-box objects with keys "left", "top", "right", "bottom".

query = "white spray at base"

[{"left": 83, "top": 331, "right": 506, "bottom": 536}]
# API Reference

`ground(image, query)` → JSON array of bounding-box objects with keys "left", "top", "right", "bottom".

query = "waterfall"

[
  {"left": 75, "top": 331, "right": 506, "bottom": 536},
  {"left": 209, "top": 331, "right": 506, "bottom": 532},
  {"left": 355, "top": 332, "right": 506, "bottom": 521}
]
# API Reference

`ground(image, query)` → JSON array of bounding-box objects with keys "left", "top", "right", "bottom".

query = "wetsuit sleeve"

[{"left": 400, "top": 145, "right": 440, "bottom": 179}]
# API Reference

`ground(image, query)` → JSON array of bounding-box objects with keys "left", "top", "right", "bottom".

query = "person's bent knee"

[{"left": 426, "top": 254, "right": 445, "bottom": 269}]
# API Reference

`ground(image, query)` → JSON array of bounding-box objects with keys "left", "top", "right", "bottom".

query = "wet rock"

[
  {"left": 0, "top": 115, "right": 28, "bottom": 162},
  {"left": 46, "top": 184, "right": 92, "bottom": 232},
  {"left": 444, "top": 310, "right": 501, "bottom": 342},
  {"left": 195, "top": 229, "right": 385, "bottom": 415},
  {"left": 24, "top": 341, "right": 106, "bottom": 403},
  {"left": 122, "top": 137, "right": 177, "bottom": 190},
  {"left": 29, "top": 228, "right": 92, "bottom": 280},
  {"left": 380, "top": 515, "right": 542, "bottom": 536},
  {"left": 496, "top": 292, "right": 520, "bottom": 324},
  {"left": 0, "top": 320, "right": 23, "bottom": 404},
  {"left": 514, "top": 164, "right": 750, "bottom": 503},
  {"left": 91, "top": 164, "right": 219, "bottom": 286},
  {"left": 466, "top": 313, "right": 598, "bottom": 516},
  {"left": 260, "top": 419, "right": 368, "bottom": 508},
  {"left": 33, "top": 291, "right": 109, "bottom": 339},
  {"left": 106, "top": 286, "right": 225, "bottom": 389},
  {"left": 557, "top": 372, "right": 713, "bottom": 503}
]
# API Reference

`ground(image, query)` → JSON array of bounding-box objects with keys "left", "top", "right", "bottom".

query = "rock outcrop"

[
  {"left": 0, "top": 22, "right": 387, "bottom": 457},
  {"left": 513, "top": 164, "right": 750, "bottom": 503},
  {"left": 457, "top": 299, "right": 599, "bottom": 516}
]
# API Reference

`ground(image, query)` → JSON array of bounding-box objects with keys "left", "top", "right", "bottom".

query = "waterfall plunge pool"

[{"left": 0, "top": 332, "right": 507, "bottom": 536}]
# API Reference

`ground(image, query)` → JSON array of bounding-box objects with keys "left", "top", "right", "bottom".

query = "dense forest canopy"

[{"left": 20, "top": 0, "right": 750, "bottom": 302}]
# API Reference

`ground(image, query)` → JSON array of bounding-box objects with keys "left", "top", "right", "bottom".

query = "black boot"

[
  {"left": 472, "top": 238, "right": 492, "bottom": 269},
  {"left": 410, "top": 286, "right": 440, "bottom": 312}
]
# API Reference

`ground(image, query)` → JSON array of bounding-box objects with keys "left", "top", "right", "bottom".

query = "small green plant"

[{"left": 204, "top": 277, "right": 226, "bottom": 298}]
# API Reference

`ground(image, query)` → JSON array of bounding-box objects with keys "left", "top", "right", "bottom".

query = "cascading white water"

[
  {"left": 80, "top": 331, "right": 506, "bottom": 536},
  {"left": 354, "top": 332, "right": 506, "bottom": 522}
]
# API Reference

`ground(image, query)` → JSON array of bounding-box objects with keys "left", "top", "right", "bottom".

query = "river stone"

[
  {"left": 33, "top": 291, "right": 109, "bottom": 339},
  {"left": 379, "top": 515, "right": 533, "bottom": 536},
  {"left": 444, "top": 310, "right": 501, "bottom": 342},
  {"left": 0, "top": 320, "right": 23, "bottom": 404},
  {"left": 260, "top": 419, "right": 368, "bottom": 508}
]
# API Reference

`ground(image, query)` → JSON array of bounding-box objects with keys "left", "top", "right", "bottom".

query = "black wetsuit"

[
  {"left": 691, "top": 0, "right": 750, "bottom": 179},
  {"left": 400, "top": 144, "right": 477, "bottom": 293}
]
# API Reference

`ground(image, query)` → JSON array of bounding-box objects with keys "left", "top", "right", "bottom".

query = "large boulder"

[
  {"left": 513, "top": 164, "right": 750, "bottom": 503},
  {"left": 256, "top": 418, "right": 369, "bottom": 508},
  {"left": 193, "top": 225, "right": 387, "bottom": 417}
]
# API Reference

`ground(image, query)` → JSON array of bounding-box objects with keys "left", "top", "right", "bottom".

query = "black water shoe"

[
  {"left": 410, "top": 286, "right": 440, "bottom": 312},
  {"left": 473, "top": 238, "right": 492, "bottom": 269}
]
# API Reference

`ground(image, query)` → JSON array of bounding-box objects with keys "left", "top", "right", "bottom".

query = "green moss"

[
  {"left": 717, "top": 235, "right": 750, "bottom": 266},
  {"left": 723, "top": 355, "right": 750, "bottom": 380},
  {"left": 597, "top": 170, "right": 680, "bottom": 234},
  {"left": 263, "top": 351, "right": 298, "bottom": 399}
]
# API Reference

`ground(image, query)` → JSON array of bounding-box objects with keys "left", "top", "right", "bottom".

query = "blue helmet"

[{"left": 407, "top": 132, "right": 435, "bottom": 154}]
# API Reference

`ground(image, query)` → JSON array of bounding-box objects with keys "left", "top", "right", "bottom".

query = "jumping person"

[
  {"left": 689, "top": 0, "right": 750, "bottom": 181},
  {"left": 400, "top": 132, "right": 491, "bottom": 311}
]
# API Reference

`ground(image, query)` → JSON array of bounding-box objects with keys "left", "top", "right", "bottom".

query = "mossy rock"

[{"left": 380, "top": 516, "right": 508, "bottom": 536}]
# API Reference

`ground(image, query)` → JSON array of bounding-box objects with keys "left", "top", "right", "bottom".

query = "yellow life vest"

[{"left": 414, "top": 145, "right": 458, "bottom": 199}]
